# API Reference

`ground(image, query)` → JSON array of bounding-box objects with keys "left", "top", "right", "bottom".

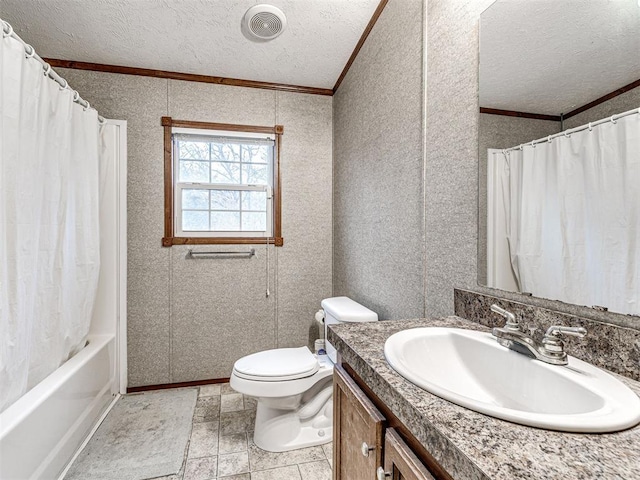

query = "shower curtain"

[
  {"left": 498, "top": 111, "right": 640, "bottom": 315},
  {"left": 1, "top": 30, "right": 102, "bottom": 412}
]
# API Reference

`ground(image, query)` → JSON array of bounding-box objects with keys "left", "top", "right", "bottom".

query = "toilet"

[{"left": 230, "top": 296, "right": 378, "bottom": 452}]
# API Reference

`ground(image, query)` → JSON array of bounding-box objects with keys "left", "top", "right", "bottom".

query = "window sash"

[
  {"left": 175, "top": 183, "right": 273, "bottom": 238},
  {"left": 172, "top": 130, "right": 275, "bottom": 238}
]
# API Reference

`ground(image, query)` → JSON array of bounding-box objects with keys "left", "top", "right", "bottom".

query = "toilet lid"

[{"left": 233, "top": 347, "right": 319, "bottom": 381}]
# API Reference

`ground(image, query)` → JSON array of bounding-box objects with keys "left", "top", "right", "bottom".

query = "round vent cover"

[{"left": 242, "top": 4, "right": 287, "bottom": 41}]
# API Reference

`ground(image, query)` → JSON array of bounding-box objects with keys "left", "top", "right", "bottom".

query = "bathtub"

[{"left": 0, "top": 334, "right": 116, "bottom": 480}]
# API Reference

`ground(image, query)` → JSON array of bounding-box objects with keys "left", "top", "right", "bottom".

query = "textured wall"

[
  {"left": 59, "top": 68, "right": 333, "bottom": 387},
  {"left": 423, "top": 0, "right": 494, "bottom": 317},
  {"left": 332, "top": 0, "right": 425, "bottom": 321},
  {"left": 477, "top": 113, "right": 560, "bottom": 283}
]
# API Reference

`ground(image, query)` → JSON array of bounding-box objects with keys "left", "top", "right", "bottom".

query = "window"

[{"left": 162, "top": 117, "right": 283, "bottom": 246}]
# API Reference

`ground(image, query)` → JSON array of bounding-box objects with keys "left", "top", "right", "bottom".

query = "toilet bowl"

[{"left": 229, "top": 296, "right": 378, "bottom": 452}]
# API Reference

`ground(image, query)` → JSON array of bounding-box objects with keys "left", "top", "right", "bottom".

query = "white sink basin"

[{"left": 384, "top": 327, "right": 640, "bottom": 432}]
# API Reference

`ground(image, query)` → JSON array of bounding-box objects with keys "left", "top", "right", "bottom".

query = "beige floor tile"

[
  {"left": 298, "top": 460, "right": 332, "bottom": 480},
  {"left": 219, "top": 432, "right": 249, "bottom": 454},
  {"left": 220, "top": 410, "right": 256, "bottom": 435},
  {"left": 243, "top": 395, "right": 257, "bottom": 411},
  {"left": 221, "top": 383, "right": 237, "bottom": 394},
  {"left": 321, "top": 442, "right": 333, "bottom": 467},
  {"left": 248, "top": 440, "right": 326, "bottom": 471},
  {"left": 250, "top": 465, "right": 302, "bottom": 480},
  {"left": 188, "top": 422, "right": 219, "bottom": 458},
  {"left": 183, "top": 455, "right": 218, "bottom": 480},
  {"left": 217, "top": 451, "right": 250, "bottom": 477},
  {"left": 218, "top": 474, "right": 250, "bottom": 480},
  {"left": 198, "top": 384, "right": 222, "bottom": 397},
  {"left": 221, "top": 393, "right": 244, "bottom": 413},
  {"left": 193, "top": 396, "right": 221, "bottom": 423}
]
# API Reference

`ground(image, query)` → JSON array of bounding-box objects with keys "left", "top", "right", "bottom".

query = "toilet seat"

[{"left": 233, "top": 346, "right": 319, "bottom": 382}]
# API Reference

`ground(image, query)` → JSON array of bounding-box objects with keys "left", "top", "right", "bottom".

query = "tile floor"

[{"left": 156, "top": 383, "right": 333, "bottom": 480}]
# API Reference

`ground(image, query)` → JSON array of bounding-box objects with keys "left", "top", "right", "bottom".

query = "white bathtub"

[{"left": 0, "top": 334, "right": 116, "bottom": 480}]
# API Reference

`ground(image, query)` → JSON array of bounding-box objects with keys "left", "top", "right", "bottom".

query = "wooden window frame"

[{"left": 161, "top": 117, "right": 283, "bottom": 247}]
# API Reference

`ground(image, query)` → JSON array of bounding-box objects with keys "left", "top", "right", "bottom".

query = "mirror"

[{"left": 478, "top": 0, "right": 640, "bottom": 316}]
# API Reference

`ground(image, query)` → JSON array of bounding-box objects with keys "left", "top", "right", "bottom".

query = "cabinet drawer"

[
  {"left": 333, "top": 364, "right": 386, "bottom": 480},
  {"left": 381, "top": 428, "right": 435, "bottom": 480}
]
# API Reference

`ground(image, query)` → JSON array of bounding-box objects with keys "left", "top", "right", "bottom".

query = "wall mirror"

[{"left": 478, "top": 0, "right": 640, "bottom": 316}]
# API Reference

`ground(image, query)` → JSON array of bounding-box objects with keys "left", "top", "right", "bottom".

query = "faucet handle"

[
  {"left": 544, "top": 325, "right": 587, "bottom": 338},
  {"left": 540, "top": 325, "right": 587, "bottom": 364},
  {"left": 490, "top": 304, "right": 519, "bottom": 331}
]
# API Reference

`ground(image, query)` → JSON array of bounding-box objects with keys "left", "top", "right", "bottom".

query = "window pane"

[
  {"left": 242, "top": 212, "right": 267, "bottom": 231},
  {"left": 179, "top": 141, "right": 209, "bottom": 160},
  {"left": 179, "top": 161, "right": 210, "bottom": 182},
  {"left": 211, "top": 143, "right": 241, "bottom": 163},
  {"left": 242, "top": 145, "right": 271, "bottom": 164},
  {"left": 182, "top": 189, "right": 209, "bottom": 209},
  {"left": 211, "top": 162, "right": 241, "bottom": 184},
  {"left": 242, "top": 191, "right": 267, "bottom": 211},
  {"left": 211, "top": 190, "right": 240, "bottom": 210},
  {"left": 183, "top": 211, "right": 209, "bottom": 231},
  {"left": 211, "top": 211, "right": 240, "bottom": 231},
  {"left": 242, "top": 164, "right": 269, "bottom": 185}
]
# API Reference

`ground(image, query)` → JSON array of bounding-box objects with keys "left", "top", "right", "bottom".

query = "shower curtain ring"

[
  {"left": 83, "top": 101, "right": 91, "bottom": 111},
  {"left": 25, "top": 44, "right": 36, "bottom": 59},
  {"left": 43, "top": 63, "right": 52, "bottom": 77},
  {"left": 72, "top": 90, "right": 80, "bottom": 102},
  {"left": 2, "top": 21, "right": 13, "bottom": 38},
  {"left": 547, "top": 135, "right": 552, "bottom": 143},
  {"left": 610, "top": 115, "right": 617, "bottom": 124},
  {"left": 59, "top": 79, "right": 68, "bottom": 91},
  {"left": 588, "top": 122, "right": 593, "bottom": 131},
  {"left": 531, "top": 140, "right": 536, "bottom": 148},
  {"left": 564, "top": 131, "right": 571, "bottom": 138}
]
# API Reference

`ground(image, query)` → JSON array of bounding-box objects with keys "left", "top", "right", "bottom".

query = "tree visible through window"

[{"left": 161, "top": 118, "right": 283, "bottom": 246}]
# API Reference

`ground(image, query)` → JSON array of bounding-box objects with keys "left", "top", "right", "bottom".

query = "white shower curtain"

[
  {"left": 1, "top": 31, "right": 102, "bottom": 412},
  {"left": 500, "top": 112, "right": 640, "bottom": 315}
]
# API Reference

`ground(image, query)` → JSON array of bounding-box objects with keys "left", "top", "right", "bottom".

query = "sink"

[{"left": 384, "top": 327, "right": 640, "bottom": 432}]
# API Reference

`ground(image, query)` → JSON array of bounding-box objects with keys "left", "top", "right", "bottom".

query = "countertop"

[{"left": 327, "top": 316, "right": 640, "bottom": 480}]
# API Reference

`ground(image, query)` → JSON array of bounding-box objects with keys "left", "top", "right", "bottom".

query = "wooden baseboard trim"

[
  {"left": 127, "top": 377, "right": 230, "bottom": 394},
  {"left": 43, "top": 58, "right": 333, "bottom": 96}
]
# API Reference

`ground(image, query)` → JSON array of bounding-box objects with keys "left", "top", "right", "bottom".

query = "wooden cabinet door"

[
  {"left": 333, "top": 365, "right": 385, "bottom": 480},
  {"left": 379, "top": 429, "right": 435, "bottom": 480}
]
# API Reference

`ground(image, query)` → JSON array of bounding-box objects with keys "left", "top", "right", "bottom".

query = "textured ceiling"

[
  {"left": 480, "top": 0, "right": 640, "bottom": 115},
  {"left": 0, "top": 0, "right": 380, "bottom": 89}
]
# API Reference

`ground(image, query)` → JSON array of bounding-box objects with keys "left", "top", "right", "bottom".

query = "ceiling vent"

[{"left": 242, "top": 4, "right": 287, "bottom": 42}]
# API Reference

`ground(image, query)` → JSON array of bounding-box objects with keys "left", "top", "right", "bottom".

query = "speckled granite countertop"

[{"left": 327, "top": 316, "right": 640, "bottom": 480}]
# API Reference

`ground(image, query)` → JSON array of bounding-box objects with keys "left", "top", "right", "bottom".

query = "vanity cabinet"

[
  {"left": 333, "top": 363, "right": 385, "bottom": 480},
  {"left": 333, "top": 365, "right": 447, "bottom": 480},
  {"left": 381, "top": 429, "right": 435, "bottom": 480}
]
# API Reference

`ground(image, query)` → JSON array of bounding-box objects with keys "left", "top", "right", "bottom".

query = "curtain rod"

[
  {"left": 497, "top": 107, "right": 640, "bottom": 155},
  {"left": 1, "top": 18, "right": 105, "bottom": 124}
]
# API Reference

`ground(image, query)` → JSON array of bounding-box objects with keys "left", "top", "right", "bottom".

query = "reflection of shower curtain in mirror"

[{"left": 498, "top": 112, "right": 640, "bottom": 315}]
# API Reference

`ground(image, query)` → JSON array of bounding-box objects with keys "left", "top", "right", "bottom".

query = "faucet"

[{"left": 490, "top": 304, "right": 586, "bottom": 366}]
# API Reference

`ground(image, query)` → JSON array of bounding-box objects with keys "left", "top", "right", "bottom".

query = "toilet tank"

[{"left": 321, "top": 296, "right": 378, "bottom": 363}]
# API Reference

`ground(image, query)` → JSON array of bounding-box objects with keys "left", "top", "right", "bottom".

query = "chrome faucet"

[{"left": 490, "top": 304, "right": 586, "bottom": 366}]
